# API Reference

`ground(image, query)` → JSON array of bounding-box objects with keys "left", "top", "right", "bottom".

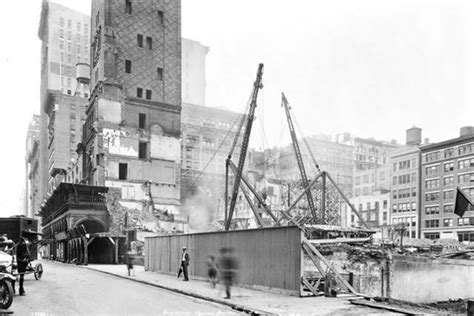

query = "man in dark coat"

[
  {"left": 16, "top": 237, "right": 30, "bottom": 296},
  {"left": 177, "top": 246, "right": 190, "bottom": 281}
]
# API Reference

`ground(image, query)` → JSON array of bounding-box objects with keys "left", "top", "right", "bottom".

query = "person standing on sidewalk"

[
  {"left": 125, "top": 249, "right": 135, "bottom": 277},
  {"left": 177, "top": 246, "right": 190, "bottom": 281},
  {"left": 16, "top": 237, "right": 30, "bottom": 296},
  {"left": 207, "top": 255, "right": 218, "bottom": 288}
]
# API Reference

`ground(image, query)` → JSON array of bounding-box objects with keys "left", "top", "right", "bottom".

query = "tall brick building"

[
  {"left": 420, "top": 127, "right": 474, "bottom": 242},
  {"left": 38, "top": 1, "right": 91, "bottom": 206},
  {"left": 82, "top": 0, "right": 183, "bottom": 230}
]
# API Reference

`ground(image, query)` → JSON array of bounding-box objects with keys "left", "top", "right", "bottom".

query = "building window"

[
  {"left": 425, "top": 192, "right": 440, "bottom": 201},
  {"left": 458, "top": 218, "right": 470, "bottom": 226},
  {"left": 139, "top": 142, "right": 148, "bottom": 159},
  {"left": 425, "top": 152, "right": 440, "bottom": 163},
  {"left": 443, "top": 190, "right": 454, "bottom": 200},
  {"left": 444, "top": 162, "right": 454, "bottom": 172},
  {"left": 392, "top": 190, "right": 397, "bottom": 199},
  {"left": 126, "top": 0, "right": 132, "bottom": 14},
  {"left": 139, "top": 113, "right": 146, "bottom": 129},
  {"left": 458, "top": 173, "right": 474, "bottom": 185},
  {"left": 444, "top": 176, "right": 454, "bottom": 186},
  {"left": 59, "top": 17, "right": 64, "bottom": 27},
  {"left": 67, "top": 19, "right": 72, "bottom": 29},
  {"left": 444, "top": 148, "right": 454, "bottom": 158},
  {"left": 425, "top": 220, "right": 439, "bottom": 228},
  {"left": 425, "top": 165, "right": 439, "bottom": 175},
  {"left": 458, "top": 143, "right": 474, "bottom": 156},
  {"left": 157, "top": 67, "right": 163, "bottom": 81},
  {"left": 458, "top": 232, "right": 474, "bottom": 242},
  {"left": 458, "top": 158, "right": 474, "bottom": 170},
  {"left": 443, "top": 219, "right": 453, "bottom": 227},
  {"left": 145, "top": 89, "right": 152, "bottom": 100},
  {"left": 137, "top": 34, "right": 143, "bottom": 47},
  {"left": 425, "top": 206, "right": 439, "bottom": 215},
  {"left": 119, "top": 163, "right": 128, "bottom": 180},
  {"left": 125, "top": 60, "right": 132, "bottom": 73},
  {"left": 137, "top": 87, "right": 143, "bottom": 98},
  {"left": 425, "top": 179, "right": 440, "bottom": 189},
  {"left": 157, "top": 10, "right": 164, "bottom": 24},
  {"left": 443, "top": 204, "right": 454, "bottom": 213},
  {"left": 425, "top": 233, "right": 440, "bottom": 240},
  {"left": 146, "top": 36, "right": 152, "bottom": 50},
  {"left": 411, "top": 187, "right": 417, "bottom": 197}
]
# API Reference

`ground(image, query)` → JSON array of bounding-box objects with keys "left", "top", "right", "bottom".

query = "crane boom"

[
  {"left": 225, "top": 64, "right": 264, "bottom": 230},
  {"left": 281, "top": 92, "right": 318, "bottom": 222}
]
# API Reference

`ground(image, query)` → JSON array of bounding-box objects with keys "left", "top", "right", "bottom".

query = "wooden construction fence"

[{"left": 145, "top": 226, "right": 302, "bottom": 295}]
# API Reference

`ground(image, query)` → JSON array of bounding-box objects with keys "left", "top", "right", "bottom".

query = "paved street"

[{"left": 10, "top": 261, "right": 239, "bottom": 315}]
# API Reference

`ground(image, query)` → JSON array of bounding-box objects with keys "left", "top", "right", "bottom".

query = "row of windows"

[
  {"left": 136, "top": 88, "right": 152, "bottom": 100},
  {"left": 424, "top": 144, "right": 474, "bottom": 163},
  {"left": 393, "top": 173, "right": 416, "bottom": 185},
  {"left": 357, "top": 200, "right": 388, "bottom": 211},
  {"left": 59, "top": 17, "right": 89, "bottom": 33},
  {"left": 125, "top": 60, "right": 164, "bottom": 81},
  {"left": 425, "top": 217, "right": 474, "bottom": 228},
  {"left": 393, "top": 159, "right": 416, "bottom": 172},
  {"left": 125, "top": 0, "right": 164, "bottom": 25},
  {"left": 426, "top": 188, "right": 474, "bottom": 201},
  {"left": 392, "top": 202, "right": 416, "bottom": 213},
  {"left": 425, "top": 231, "right": 474, "bottom": 241},
  {"left": 392, "top": 188, "right": 415, "bottom": 199}
]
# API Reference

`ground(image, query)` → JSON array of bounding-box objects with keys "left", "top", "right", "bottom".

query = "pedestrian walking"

[
  {"left": 177, "top": 246, "right": 190, "bottom": 281},
  {"left": 16, "top": 237, "right": 30, "bottom": 296},
  {"left": 207, "top": 255, "right": 218, "bottom": 288},
  {"left": 218, "top": 247, "right": 238, "bottom": 299},
  {"left": 125, "top": 250, "right": 135, "bottom": 276}
]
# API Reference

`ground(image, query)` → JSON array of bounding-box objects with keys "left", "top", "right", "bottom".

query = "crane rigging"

[
  {"left": 281, "top": 92, "right": 318, "bottom": 223},
  {"left": 225, "top": 63, "right": 264, "bottom": 230}
]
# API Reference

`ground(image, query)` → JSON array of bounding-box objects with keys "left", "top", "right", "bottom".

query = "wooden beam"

[
  {"left": 301, "top": 276, "right": 319, "bottom": 296},
  {"left": 302, "top": 242, "right": 326, "bottom": 276},
  {"left": 302, "top": 237, "right": 358, "bottom": 294},
  {"left": 309, "top": 237, "right": 371, "bottom": 245}
]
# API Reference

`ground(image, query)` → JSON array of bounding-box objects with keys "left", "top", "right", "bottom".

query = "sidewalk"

[{"left": 83, "top": 264, "right": 397, "bottom": 315}]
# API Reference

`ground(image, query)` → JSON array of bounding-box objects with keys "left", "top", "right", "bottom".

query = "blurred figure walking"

[
  {"left": 218, "top": 247, "right": 238, "bottom": 299},
  {"left": 207, "top": 255, "right": 218, "bottom": 288}
]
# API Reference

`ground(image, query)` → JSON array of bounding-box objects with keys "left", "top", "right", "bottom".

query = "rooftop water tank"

[
  {"left": 76, "top": 63, "right": 90, "bottom": 84},
  {"left": 406, "top": 126, "right": 422, "bottom": 146},
  {"left": 460, "top": 126, "right": 474, "bottom": 137}
]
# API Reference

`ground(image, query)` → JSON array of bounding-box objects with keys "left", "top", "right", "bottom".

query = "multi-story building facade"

[
  {"left": 81, "top": 0, "right": 183, "bottom": 231},
  {"left": 420, "top": 127, "right": 474, "bottom": 242},
  {"left": 389, "top": 127, "right": 423, "bottom": 239},
  {"left": 353, "top": 165, "right": 390, "bottom": 197},
  {"left": 25, "top": 115, "right": 41, "bottom": 218},
  {"left": 181, "top": 38, "right": 208, "bottom": 106},
  {"left": 265, "top": 134, "right": 354, "bottom": 197},
  {"left": 349, "top": 190, "right": 390, "bottom": 229},
  {"left": 38, "top": 1, "right": 90, "bottom": 209}
]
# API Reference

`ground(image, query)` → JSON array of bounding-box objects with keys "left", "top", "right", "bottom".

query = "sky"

[{"left": 0, "top": 0, "right": 473, "bottom": 216}]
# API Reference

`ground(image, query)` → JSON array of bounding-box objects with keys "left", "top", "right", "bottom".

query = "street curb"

[{"left": 82, "top": 266, "right": 274, "bottom": 315}]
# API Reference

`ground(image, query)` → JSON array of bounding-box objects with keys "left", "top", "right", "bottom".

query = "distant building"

[
  {"left": 349, "top": 190, "right": 390, "bottom": 229},
  {"left": 420, "top": 127, "right": 474, "bottom": 242},
  {"left": 182, "top": 39, "right": 209, "bottom": 106},
  {"left": 81, "top": 0, "right": 183, "bottom": 232},
  {"left": 389, "top": 127, "right": 423, "bottom": 239},
  {"left": 181, "top": 103, "right": 244, "bottom": 228},
  {"left": 25, "top": 115, "right": 41, "bottom": 218},
  {"left": 37, "top": 1, "right": 90, "bottom": 211},
  {"left": 264, "top": 134, "right": 354, "bottom": 197}
]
